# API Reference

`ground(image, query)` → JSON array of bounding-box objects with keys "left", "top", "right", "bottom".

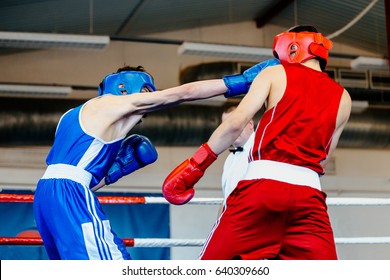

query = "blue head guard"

[{"left": 98, "top": 71, "right": 156, "bottom": 96}]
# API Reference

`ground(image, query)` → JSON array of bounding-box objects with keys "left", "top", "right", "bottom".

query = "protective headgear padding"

[
  {"left": 272, "top": 31, "right": 332, "bottom": 71},
  {"left": 98, "top": 71, "right": 156, "bottom": 96}
]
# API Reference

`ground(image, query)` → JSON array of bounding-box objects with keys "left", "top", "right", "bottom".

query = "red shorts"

[{"left": 199, "top": 179, "right": 337, "bottom": 260}]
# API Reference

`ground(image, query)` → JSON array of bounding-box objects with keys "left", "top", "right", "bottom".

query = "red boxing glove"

[{"left": 162, "top": 143, "right": 217, "bottom": 205}]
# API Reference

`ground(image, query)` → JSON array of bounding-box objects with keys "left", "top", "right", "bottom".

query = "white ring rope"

[
  {"left": 141, "top": 196, "right": 390, "bottom": 246},
  {"left": 145, "top": 197, "right": 224, "bottom": 205},
  {"left": 335, "top": 237, "right": 390, "bottom": 245},
  {"left": 138, "top": 197, "right": 390, "bottom": 247},
  {"left": 131, "top": 237, "right": 390, "bottom": 247},
  {"left": 144, "top": 197, "right": 390, "bottom": 206},
  {"left": 133, "top": 238, "right": 205, "bottom": 247},
  {"left": 326, "top": 197, "right": 390, "bottom": 206}
]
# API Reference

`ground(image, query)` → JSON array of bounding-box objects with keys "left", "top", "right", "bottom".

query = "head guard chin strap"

[
  {"left": 98, "top": 71, "right": 156, "bottom": 96},
  {"left": 272, "top": 31, "right": 333, "bottom": 71}
]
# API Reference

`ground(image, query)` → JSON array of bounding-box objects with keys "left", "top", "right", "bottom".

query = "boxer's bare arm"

[
  {"left": 82, "top": 79, "right": 227, "bottom": 141},
  {"left": 128, "top": 79, "right": 227, "bottom": 114}
]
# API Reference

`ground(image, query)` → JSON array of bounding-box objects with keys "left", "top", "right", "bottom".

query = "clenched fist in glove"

[
  {"left": 105, "top": 134, "right": 158, "bottom": 185},
  {"left": 223, "top": 58, "right": 280, "bottom": 98},
  {"left": 162, "top": 143, "right": 217, "bottom": 205}
]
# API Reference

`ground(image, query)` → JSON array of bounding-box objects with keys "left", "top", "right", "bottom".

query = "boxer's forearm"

[{"left": 128, "top": 79, "right": 227, "bottom": 114}]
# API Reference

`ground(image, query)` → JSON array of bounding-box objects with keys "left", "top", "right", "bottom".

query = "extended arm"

[
  {"left": 130, "top": 58, "right": 279, "bottom": 114},
  {"left": 85, "top": 60, "right": 279, "bottom": 141},
  {"left": 102, "top": 59, "right": 280, "bottom": 117}
]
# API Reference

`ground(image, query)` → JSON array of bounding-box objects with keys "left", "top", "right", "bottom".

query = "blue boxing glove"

[
  {"left": 105, "top": 134, "right": 158, "bottom": 185},
  {"left": 223, "top": 58, "right": 280, "bottom": 98}
]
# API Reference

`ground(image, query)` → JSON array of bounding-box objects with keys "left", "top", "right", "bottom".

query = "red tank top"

[{"left": 249, "top": 63, "right": 344, "bottom": 174}]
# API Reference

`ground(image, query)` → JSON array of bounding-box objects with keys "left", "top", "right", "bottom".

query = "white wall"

[{"left": 323, "top": 149, "right": 390, "bottom": 260}]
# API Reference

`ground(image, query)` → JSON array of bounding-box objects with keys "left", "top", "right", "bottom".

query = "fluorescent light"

[
  {"left": 0, "top": 84, "right": 72, "bottom": 96},
  {"left": 351, "top": 56, "right": 389, "bottom": 71},
  {"left": 0, "top": 31, "right": 109, "bottom": 49},
  {"left": 178, "top": 42, "right": 274, "bottom": 62}
]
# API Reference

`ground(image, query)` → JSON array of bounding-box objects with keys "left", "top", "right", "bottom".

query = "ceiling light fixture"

[
  {"left": 178, "top": 42, "right": 274, "bottom": 62},
  {"left": 350, "top": 56, "right": 389, "bottom": 71},
  {"left": 0, "top": 31, "right": 109, "bottom": 49},
  {"left": 0, "top": 84, "right": 72, "bottom": 97}
]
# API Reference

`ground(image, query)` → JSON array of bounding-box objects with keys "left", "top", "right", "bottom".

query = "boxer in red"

[{"left": 163, "top": 25, "right": 352, "bottom": 260}]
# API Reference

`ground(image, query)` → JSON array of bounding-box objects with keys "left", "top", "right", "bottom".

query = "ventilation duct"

[
  {"left": 1, "top": 97, "right": 390, "bottom": 149},
  {"left": 0, "top": 98, "right": 222, "bottom": 146},
  {"left": 179, "top": 61, "right": 238, "bottom": 84},
  {"left": 340, "top": 108, "right": 390, "bottom": 148}
]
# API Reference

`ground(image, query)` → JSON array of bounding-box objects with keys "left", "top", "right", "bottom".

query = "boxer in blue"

[{"left": 34, "top": 60, "right": 279, "bottom": 260}]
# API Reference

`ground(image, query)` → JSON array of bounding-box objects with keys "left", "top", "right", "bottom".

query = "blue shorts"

[{"left": 34, "top": 177, "right": 131, "bottom": 260}]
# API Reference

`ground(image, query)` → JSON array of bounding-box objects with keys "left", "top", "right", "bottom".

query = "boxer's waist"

[
  {"left": 244, "top": 160, "right": 321, "bottom": 191},
  {"left": 41, "top": 164, "right": 92, "bottom": 187}
]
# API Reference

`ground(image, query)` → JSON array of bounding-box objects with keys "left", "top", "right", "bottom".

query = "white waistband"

[
  {"left": 41, "top": 164, "right": 92, "bottom": 187},
  {"left": 243, "top": 160, "right": 321, "bottom": 191}
]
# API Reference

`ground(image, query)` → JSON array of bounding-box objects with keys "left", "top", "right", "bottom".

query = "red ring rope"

[
  {"left": 0, "top": 237, "right": 135, "bottom": 246},
  {"left": 2, "top": 236, "right": 390, "bottom": 246},
  {"left": 3, "top": 194, "right": 390, "bottom": 206},
  {"left": 0, "top": 194, "right": 146, "bottom": 204}
]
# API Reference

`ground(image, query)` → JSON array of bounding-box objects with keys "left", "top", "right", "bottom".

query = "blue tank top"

[{"left": 46, "top": 103, "right": 123, "bottom": 187}]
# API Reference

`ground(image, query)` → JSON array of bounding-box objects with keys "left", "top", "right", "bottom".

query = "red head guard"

[{"left": 272, "top": 31, "right": 333, "bottom": 71}]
